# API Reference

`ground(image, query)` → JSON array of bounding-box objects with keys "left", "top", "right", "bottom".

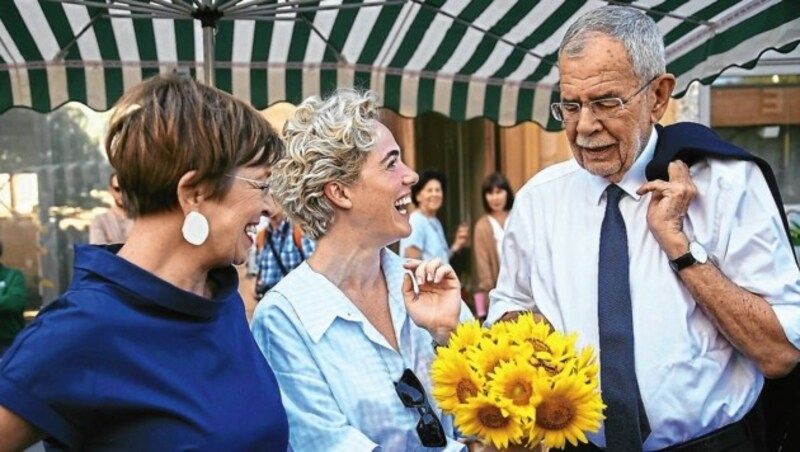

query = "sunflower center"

[
  {"left": 509, "top": 382, "right": 532, "bottom": 405},
  {"left": 478, "top": 405, "right": 509, "bottom": 429},
  {"left": 456, "top": 379, "right": 478, "bottom": 402},
  {"left": 537, "top": 396, "right": 575, "bottom": 430}
]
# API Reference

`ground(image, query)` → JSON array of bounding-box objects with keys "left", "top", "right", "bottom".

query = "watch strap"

[{"left": 670, "top": 252, "right": 696, "bottom": 272}]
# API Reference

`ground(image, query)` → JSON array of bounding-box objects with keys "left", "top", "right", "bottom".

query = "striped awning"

[{"left": 2, "top": 0, "right": 799, "bottom": 130}]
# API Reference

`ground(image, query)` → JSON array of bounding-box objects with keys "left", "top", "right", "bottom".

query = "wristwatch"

[{"left": 669, "top": 241, "right": 708, "bottom": 272}]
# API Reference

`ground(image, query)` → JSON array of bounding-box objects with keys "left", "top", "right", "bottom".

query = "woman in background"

[
  {"left": 472, "top": 172, "right": 514, "bottom": 321},
  {"left": 88, "top": 172, "right": 133, "bottom": 245},
  {"left": 0, "top": 74, "right": 288, "bottom": 451},
  {"left": 251, "top": 89, "right": 472, "bottom": 451},
  {"left": 399, "top": 169, "right": 469, "bottom": 264}
]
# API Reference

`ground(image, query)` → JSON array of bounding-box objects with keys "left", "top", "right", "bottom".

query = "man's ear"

[
  {"left": 177, "top": 170, "right": 208, "bottom": 213},
  {"left": 650, "top": 73, "right": 676, "bottom": 123},
  {"left": 324, "top": 181, "right": 352, "bottom": 210}
]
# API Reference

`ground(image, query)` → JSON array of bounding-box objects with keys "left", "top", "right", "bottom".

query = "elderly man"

[{"left": 486, "top": 5, "right": 800, "bottom": 452}]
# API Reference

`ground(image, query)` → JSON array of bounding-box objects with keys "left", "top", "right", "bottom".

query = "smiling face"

[
  {"left": 415, "top": 179, "right": 444, "bottom": 216},
  {"left": 348, "top": 122, "right": 418, "bottom": 245},
  {"left": 485, "top": 187, "right": 509, "bottom": 214},
  {"left": 202, "top": 166, "right": 271, "bottom": 267},
  {"left": 559, "top": 35, "right": 654, "bottom": 183}
]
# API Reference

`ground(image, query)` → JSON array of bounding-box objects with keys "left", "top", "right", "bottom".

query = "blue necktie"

[{"left": 598, "top": 184, "right": 650, "bottom": 451}]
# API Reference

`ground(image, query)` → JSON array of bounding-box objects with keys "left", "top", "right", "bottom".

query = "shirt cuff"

[{"left": 484, "top": 299, "right": 527, "bottom": 326}]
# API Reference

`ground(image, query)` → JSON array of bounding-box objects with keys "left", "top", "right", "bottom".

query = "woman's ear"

[
  {"left": 177, "top": 170, "right": 207, "bottom": 213},
  {"left": 324, "top": 181, "right": 352, "bottom": 210}
]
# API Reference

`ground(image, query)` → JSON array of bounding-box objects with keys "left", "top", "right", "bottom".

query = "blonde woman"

[{"left": 251, "top": 89, "right": 473, "bottom": 451}]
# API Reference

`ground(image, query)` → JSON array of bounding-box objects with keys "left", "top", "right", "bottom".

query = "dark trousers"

[{"left": 564, "top": 401, "right": 766, "bottom": 452}]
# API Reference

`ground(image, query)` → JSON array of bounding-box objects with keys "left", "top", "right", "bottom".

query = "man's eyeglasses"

[
  {"left": 228, "top": 174, "right": 270, "bottom": 197},
  {"left": 551, "top": 75, "right": 660, "bottom": 123},
  {"left": 394, "top": 368, "right": 447, "bottom": 447}
]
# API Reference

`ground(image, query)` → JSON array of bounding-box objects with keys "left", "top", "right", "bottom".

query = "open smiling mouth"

[
  {"left": 245, "top": 224, "right": 258, "bottom": 244},
  {"left": 394, "top": 194, "right": 412, "bottom": 215}
]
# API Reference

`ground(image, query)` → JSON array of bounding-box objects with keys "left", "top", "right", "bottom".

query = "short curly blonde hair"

[{"left": 272, "top": 89, "right": 379, "bottom": 239}]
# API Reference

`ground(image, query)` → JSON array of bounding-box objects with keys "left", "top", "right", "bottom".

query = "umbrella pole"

[
  {"left": 194, "top": 0, "right": 219, "bottom": 87},
  {"left": 203, "top": 25, "right": 215, "bottom": 87}
]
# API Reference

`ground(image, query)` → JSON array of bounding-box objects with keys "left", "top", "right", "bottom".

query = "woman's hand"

[
  {"left": 402, "top": 259, "right": 462, "bottom": 345},
  {"left": 450, "top": 223, "right": 470, "bottom": 254},
  {"left": 0, "top": 405, "right": 44, "bottom": 452}
]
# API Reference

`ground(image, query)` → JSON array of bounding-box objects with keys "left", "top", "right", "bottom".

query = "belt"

[{"left": 660, "top": 419, "right": 752, "bottom": 452}]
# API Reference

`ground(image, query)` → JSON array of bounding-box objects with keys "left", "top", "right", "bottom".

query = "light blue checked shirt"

[
  {"left": 255, "top": 218, "right": 315, "bottom": 296},
  {"left": 251, "top": 248, "right": 472, "bottom": 451}
]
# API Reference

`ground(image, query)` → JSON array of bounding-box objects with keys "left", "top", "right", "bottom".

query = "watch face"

[{"left": 689, "top": 241, "right": 708, "bottom": 264}]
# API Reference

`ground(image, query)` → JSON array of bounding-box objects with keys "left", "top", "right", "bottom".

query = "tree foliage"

[{"left": 0, "top": 105, "right": 108, "bottom": 209}]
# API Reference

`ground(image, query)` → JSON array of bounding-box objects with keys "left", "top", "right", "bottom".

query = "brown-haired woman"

[
  {"left": 0, "top": 74, "right": 288, "bottom": 451},
  {"left": 472, "top": 172, "right": 515, "bottom": 321}
]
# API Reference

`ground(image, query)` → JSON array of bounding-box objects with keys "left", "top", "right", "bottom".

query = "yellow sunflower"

[
  {"left": 487, "top": 358, "right": 541, "bottom": 419},
  {"left": 503, "top": 313, "right": 552, "bottom": 347},
  {"left": 528, "top": 332, "right": 577, "bottom": 378},
  {"left": 467, "top": 335, "right": 517, "bottom": 378},
  {"left": 430, "top": 347, "right": 483, "bottom": 413},
  {"left": 447, "top": 320, "right": 485, "bottom": 353},
  {"left": 487, "top": 317, "right": 511, "bottom": 340},
  {"left": 569, "top": 345, "right": 600, "bottom": 383},
  {"left": 528, "top": 371, "right": 606, "bottom": 449},
  {"left": 453, "top": 394, "right": 525, "bottom": 449}
]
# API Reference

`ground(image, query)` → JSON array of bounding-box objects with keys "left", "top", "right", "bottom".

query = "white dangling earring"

[{"left": 182, "top": 210, "right": 209, "bottom": 246}]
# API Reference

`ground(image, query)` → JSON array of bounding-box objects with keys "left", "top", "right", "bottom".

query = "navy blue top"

[{"left": 0, "top": 245, "right": 288, "bottom": 451}]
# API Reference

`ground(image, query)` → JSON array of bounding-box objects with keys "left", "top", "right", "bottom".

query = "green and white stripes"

[{"left": 1, "top": 0, "right": 798, "bottom": 130}]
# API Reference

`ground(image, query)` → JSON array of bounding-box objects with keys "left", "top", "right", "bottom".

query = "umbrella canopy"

[{"left": 1, "top": 0, "right": 799, "bottom": 130}]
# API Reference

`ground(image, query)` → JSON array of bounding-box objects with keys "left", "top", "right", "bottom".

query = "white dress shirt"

[
  {"left": 486, "top": 127, "right": 800, "bottom": 450},
  {"left": 252, "top": 248, "right": 472, "bottom": 451}
]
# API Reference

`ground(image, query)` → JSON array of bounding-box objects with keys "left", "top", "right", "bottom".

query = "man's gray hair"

[
  {"left": 559, "top": 5, "right": 666, "bottom": 82},
  {"left": 271, "top": 88, "right": 380, "bottom": 240}
]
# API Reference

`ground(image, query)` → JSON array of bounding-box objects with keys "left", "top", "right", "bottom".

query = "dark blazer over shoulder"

[{"left": 647, "top": 122, "right": 799, "bottom": 452}]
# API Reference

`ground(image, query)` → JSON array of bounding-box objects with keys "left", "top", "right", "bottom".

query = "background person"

[
  {"left": 0, "top": 74, "right": 288, "bottom": 450},
  {"left": 253, "top": 190, "right": 314, "bottom": 300},
  {"left": 471, "top": 172, "right": 514, "bottom": 321},
  {"left": 0, "top": 240, "right": 26, "bottom": 359},
  {"left": 251, "top": 89, "right": 473, "bottom": 451},
  {"left": 399, "top": 169, "right": 469, "bottom": 264},
  {"left": 486, "top": 5, "right": 800, "bottom": 452},
  {"left": 89, "top": 172, "right": 133, "bottom": 245}
]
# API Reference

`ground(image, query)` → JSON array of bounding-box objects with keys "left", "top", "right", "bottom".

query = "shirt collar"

[
  {"left": 72, "top": 244, "right": 238, "bottom": 319},
  {"left": 586, "top": 126, "right": 659, "bottom": 205},
  {"left": 290, "top": 248, "right": 406, "bottom": 343}
]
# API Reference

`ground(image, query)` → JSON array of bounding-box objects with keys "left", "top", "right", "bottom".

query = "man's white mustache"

[{"left": 576, "top": 136, "right": 616, "bottom": 149}]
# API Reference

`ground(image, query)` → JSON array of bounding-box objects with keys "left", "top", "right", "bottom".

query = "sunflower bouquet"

[{"left": 430, "top": 313, "right": 605, "bottom": 450}]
